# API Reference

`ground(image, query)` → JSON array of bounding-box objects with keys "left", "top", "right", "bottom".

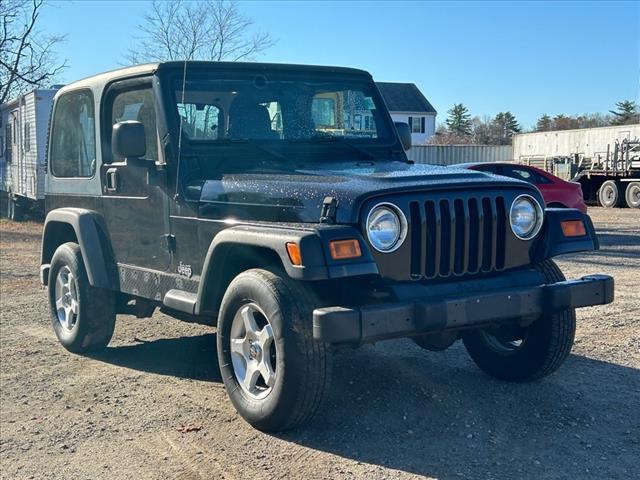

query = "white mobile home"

[{"left": 0, "top": 87, "right": 60, "bottom": 219}]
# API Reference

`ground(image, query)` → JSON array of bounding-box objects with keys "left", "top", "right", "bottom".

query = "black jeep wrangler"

[{"left": 41, "top": 61, "right": 613, "bottom": 431}]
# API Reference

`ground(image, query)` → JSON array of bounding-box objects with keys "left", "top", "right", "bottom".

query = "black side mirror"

[
  {"left": 394, "top": 122, "right": 412, "bottom": 151},
  {"left": 112, "top": 121, "right": 147, "bottom": 161}
]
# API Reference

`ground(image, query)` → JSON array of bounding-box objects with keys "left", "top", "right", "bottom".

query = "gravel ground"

[{"left": 1, "top": 207, "right": 638, "bottom": 480}]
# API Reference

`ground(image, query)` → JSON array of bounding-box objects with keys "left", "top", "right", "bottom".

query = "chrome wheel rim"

[
  {"left": 479, "top": 329, "right": 525, "bottom": 354},
  {"left": 230, "top": 303, "right": 277, "bottom": 399},
  {"left": 630, "top": 185, "right": 640, "bottom": 206},
  {"left": 54, "top": 266, "right": 78, "bottom": 331},
  {"left": 602, "top": 185, "right": 615, "bottom": 204}
]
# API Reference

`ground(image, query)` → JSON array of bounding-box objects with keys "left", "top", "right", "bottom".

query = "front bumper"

[{"left": 313, "top": 274, "right": 614, "bottom": 344}]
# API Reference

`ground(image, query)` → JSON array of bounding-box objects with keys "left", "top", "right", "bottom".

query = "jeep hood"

[{"left": 191, "top": 161, "right": 537, "bottom": 223}]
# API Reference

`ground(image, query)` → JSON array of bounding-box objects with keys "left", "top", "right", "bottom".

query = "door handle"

[{"left": 106, "top": 168, "right": 119, "bottom": 192}]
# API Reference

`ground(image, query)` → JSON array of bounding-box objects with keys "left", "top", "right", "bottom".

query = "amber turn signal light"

[
  {"left": 329, "top": 239, "right": 362, "bottom": 260},
  {"left": 561, "top": 220, "right": 586, "bottom": 237},
  {"left": 286, "top": 242, "right": 303, "bottom": 266}
]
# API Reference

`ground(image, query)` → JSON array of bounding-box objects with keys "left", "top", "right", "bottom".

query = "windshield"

[{"left": 167, "top": 73, "right": 395, "bottom": 146}]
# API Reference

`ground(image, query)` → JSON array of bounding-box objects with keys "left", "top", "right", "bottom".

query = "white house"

[{"left": 376, "top": 82, "right": 437, "bottom": 145}]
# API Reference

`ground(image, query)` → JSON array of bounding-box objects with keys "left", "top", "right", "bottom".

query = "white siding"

[
  {"left": 390, "top": 112, "right": 436, "bottom": 145},
  {"left": 0, "top": 89, "right": 57, "bottom": 200}
]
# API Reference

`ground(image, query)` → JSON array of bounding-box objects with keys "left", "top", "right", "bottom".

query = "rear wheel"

[
  {"left": 625, "top": 182, "right": 640, "bottom": 209},
  {"left": 48, "top": 242, "right": 116, "bottom": 353},
  {"left": 598, "top": 180, "right": 621, "bottom": 208},
  {"left": 463, "top": 259, "right": 576, "bottom": 382},
  {"left": 217, "top": 269, "right": 332, "bottom": 431}
]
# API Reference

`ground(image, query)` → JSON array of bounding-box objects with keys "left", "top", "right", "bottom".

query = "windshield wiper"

[
  {"left": 287, "top": 137, "right": 376, "bottom": 160},
  {"left": 216, "top": 138, "right": 289, "bottom": 162}
]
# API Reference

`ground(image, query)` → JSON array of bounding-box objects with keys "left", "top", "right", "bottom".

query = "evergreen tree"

[
  {"left": 492, "top": 111, "right": 520, "bottom": 144},
  {"left": 535, "top": 114, "right": 553, "bottom": 132},
  {"left": 445, "top": 103, "right": 472, "bottom": 136},
  {"left": 609, "top": 100, "right": 639, "bottom": 125}
]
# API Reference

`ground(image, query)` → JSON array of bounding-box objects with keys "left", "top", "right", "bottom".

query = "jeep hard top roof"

[{"left": 55, "top": 61, "right": 373, "bottom": 100}]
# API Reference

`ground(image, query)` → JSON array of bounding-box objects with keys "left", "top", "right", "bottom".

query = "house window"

[
  {"left": 409, "top": 116, "right": 425, "bottom": 134},
  {"left": 24, "top": 122, "right": 31, "bottom": 152}
]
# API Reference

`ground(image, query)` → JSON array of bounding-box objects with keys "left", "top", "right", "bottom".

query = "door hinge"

[
  {"left": 320, "top": 196, "right": 338, "bottom": 224},
  {"left": 164, "top": 234, "right": 176, "bottom": 253}
]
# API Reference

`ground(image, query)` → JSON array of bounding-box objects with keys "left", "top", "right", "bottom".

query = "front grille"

[{"left": 409, "top": 195, "right": 507, "bottom": 279}]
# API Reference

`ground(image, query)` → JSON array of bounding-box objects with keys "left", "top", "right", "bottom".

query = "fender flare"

[
  {"left": 534, "top": 208, "right": 599, "bottom": 261},
  {"left": 41, "top": 208, "right": 114, "bottom": 289},
  {"left": 194, "top": 224, "right": 378, "bottom": 315}
]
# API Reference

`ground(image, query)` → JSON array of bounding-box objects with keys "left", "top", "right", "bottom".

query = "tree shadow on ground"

[{"left": 91, "top": 334, "right": 639, "bottom": 479}]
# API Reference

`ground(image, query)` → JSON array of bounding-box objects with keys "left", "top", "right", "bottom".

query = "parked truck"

[
  {"left": 513, "top": 125, "right": 640, "bottom": 208},
  {"left": 1, "top": 88, "right": 60, "bottom": 220},
  {"left": 573, "top": 139, "right": 640, "bottom": 208}
]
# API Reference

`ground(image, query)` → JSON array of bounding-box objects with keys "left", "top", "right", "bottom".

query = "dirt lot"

[{"left": 1, "top": 207, "right": 638, "bottom": 480}]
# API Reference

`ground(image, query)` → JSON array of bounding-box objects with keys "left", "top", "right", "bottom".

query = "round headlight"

[
  {"left": 510, "top": 195, "right": 543, "bottom": 240},
  {"left": 366, "top": 203, "right": 407, "bottom": 252}
]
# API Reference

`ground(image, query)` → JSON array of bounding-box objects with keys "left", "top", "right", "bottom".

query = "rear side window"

[{"left": 50, "top": 90, "right": 96, "bottom": 177}]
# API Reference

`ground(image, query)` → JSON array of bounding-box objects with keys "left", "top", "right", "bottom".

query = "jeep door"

[{"left": 99, "top": 78, "right": 171, "bottom": 271}]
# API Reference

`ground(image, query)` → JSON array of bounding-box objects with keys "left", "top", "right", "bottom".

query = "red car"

[{"left": 462, "top": 162, "right": 588, "bottom": 213}]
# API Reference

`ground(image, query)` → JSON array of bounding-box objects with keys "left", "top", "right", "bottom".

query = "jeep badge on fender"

[{"left": 40, "top": 61, "right": 614, "bottom": 432}]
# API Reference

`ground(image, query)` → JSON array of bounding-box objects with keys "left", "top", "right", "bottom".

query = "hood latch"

[{"left": 320, "top": 196, "right": 338, "bottom": 224}]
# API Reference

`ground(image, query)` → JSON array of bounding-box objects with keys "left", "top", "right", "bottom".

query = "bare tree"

[
  {"left": 126, "top": 0, "right": 274, "bottom": 64},
  {"left": 0, "top": 0, "right": 67, "bottom": 103}
]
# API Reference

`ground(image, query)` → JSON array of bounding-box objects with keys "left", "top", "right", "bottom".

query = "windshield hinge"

[
  {"left": 164, "top": 234, "right": 176, "bottom": 253},
  {"left": 320, "top": 197, "right": 338, "bottom": 224}
]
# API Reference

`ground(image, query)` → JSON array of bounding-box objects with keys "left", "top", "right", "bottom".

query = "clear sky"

[{"left": 40, "top": 0, "right": 639, "bottom": 129}]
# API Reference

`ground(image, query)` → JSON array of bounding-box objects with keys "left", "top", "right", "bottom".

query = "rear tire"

[
  {"left": 598, "top": 180, "right": 621, "bottom": 208},
  {"left": 217, "top": 269, "right": 332, "bottom": 431},
  {"left": 625, "top": 182, "right": 640, "bottom": 209},
  {"left": 48, "top": 242, "right": 116, "bottom": 353},
  {"left": 463, "top": 259, "right": 576, "bottom": 382}
]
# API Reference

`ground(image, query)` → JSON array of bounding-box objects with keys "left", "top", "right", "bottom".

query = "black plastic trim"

[
  {"left": 194, "top": 224, "right": 378, "bottom": 315},
  {"left": 41, "top": 208, "right": 114, "bottom": 289},
  {"left": 535, "top": 208, "right": 599, "bottom": 260},
  {"left": 313, "top": 273, "right": 614, "bottom": 344}
]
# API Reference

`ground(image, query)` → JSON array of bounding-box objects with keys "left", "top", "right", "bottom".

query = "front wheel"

[
  {"left": 463, "top": 260, "right": 576, "bottom": 382},
  {"left": 217, "top": 269, "right": 332, "bottom": 431},
  {"left": 48, "top": 242, "right": 116, "bottom": 353}
]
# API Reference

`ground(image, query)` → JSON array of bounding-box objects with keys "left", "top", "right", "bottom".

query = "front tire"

[
  {"left": 463, "top": 260, "right": 576, "bottom": 382},
  {"left": 48, "top": 242, "right": 116, "bottom": 353},
  {"left": 217, "top": 269, "right": 331, "bottom": 431}
]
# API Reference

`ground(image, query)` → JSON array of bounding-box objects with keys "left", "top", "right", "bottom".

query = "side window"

[
  {"left": 50, "top": 90, "right": 96, "bottom": 177},
  {"left": 24, "top": 122, "right": 31, "bottom": 152},
  {"left": 410, "top": 116, "right": 424, "bottom": 133},
  {"left": 111, "top": 88, "right": 158, "bottom": 160},
  {"left": 532, "top": 171, "right": 552, "bottom": 184},
  {"left": 502, "top": 166, "right": 550, "bottom": 185}
]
